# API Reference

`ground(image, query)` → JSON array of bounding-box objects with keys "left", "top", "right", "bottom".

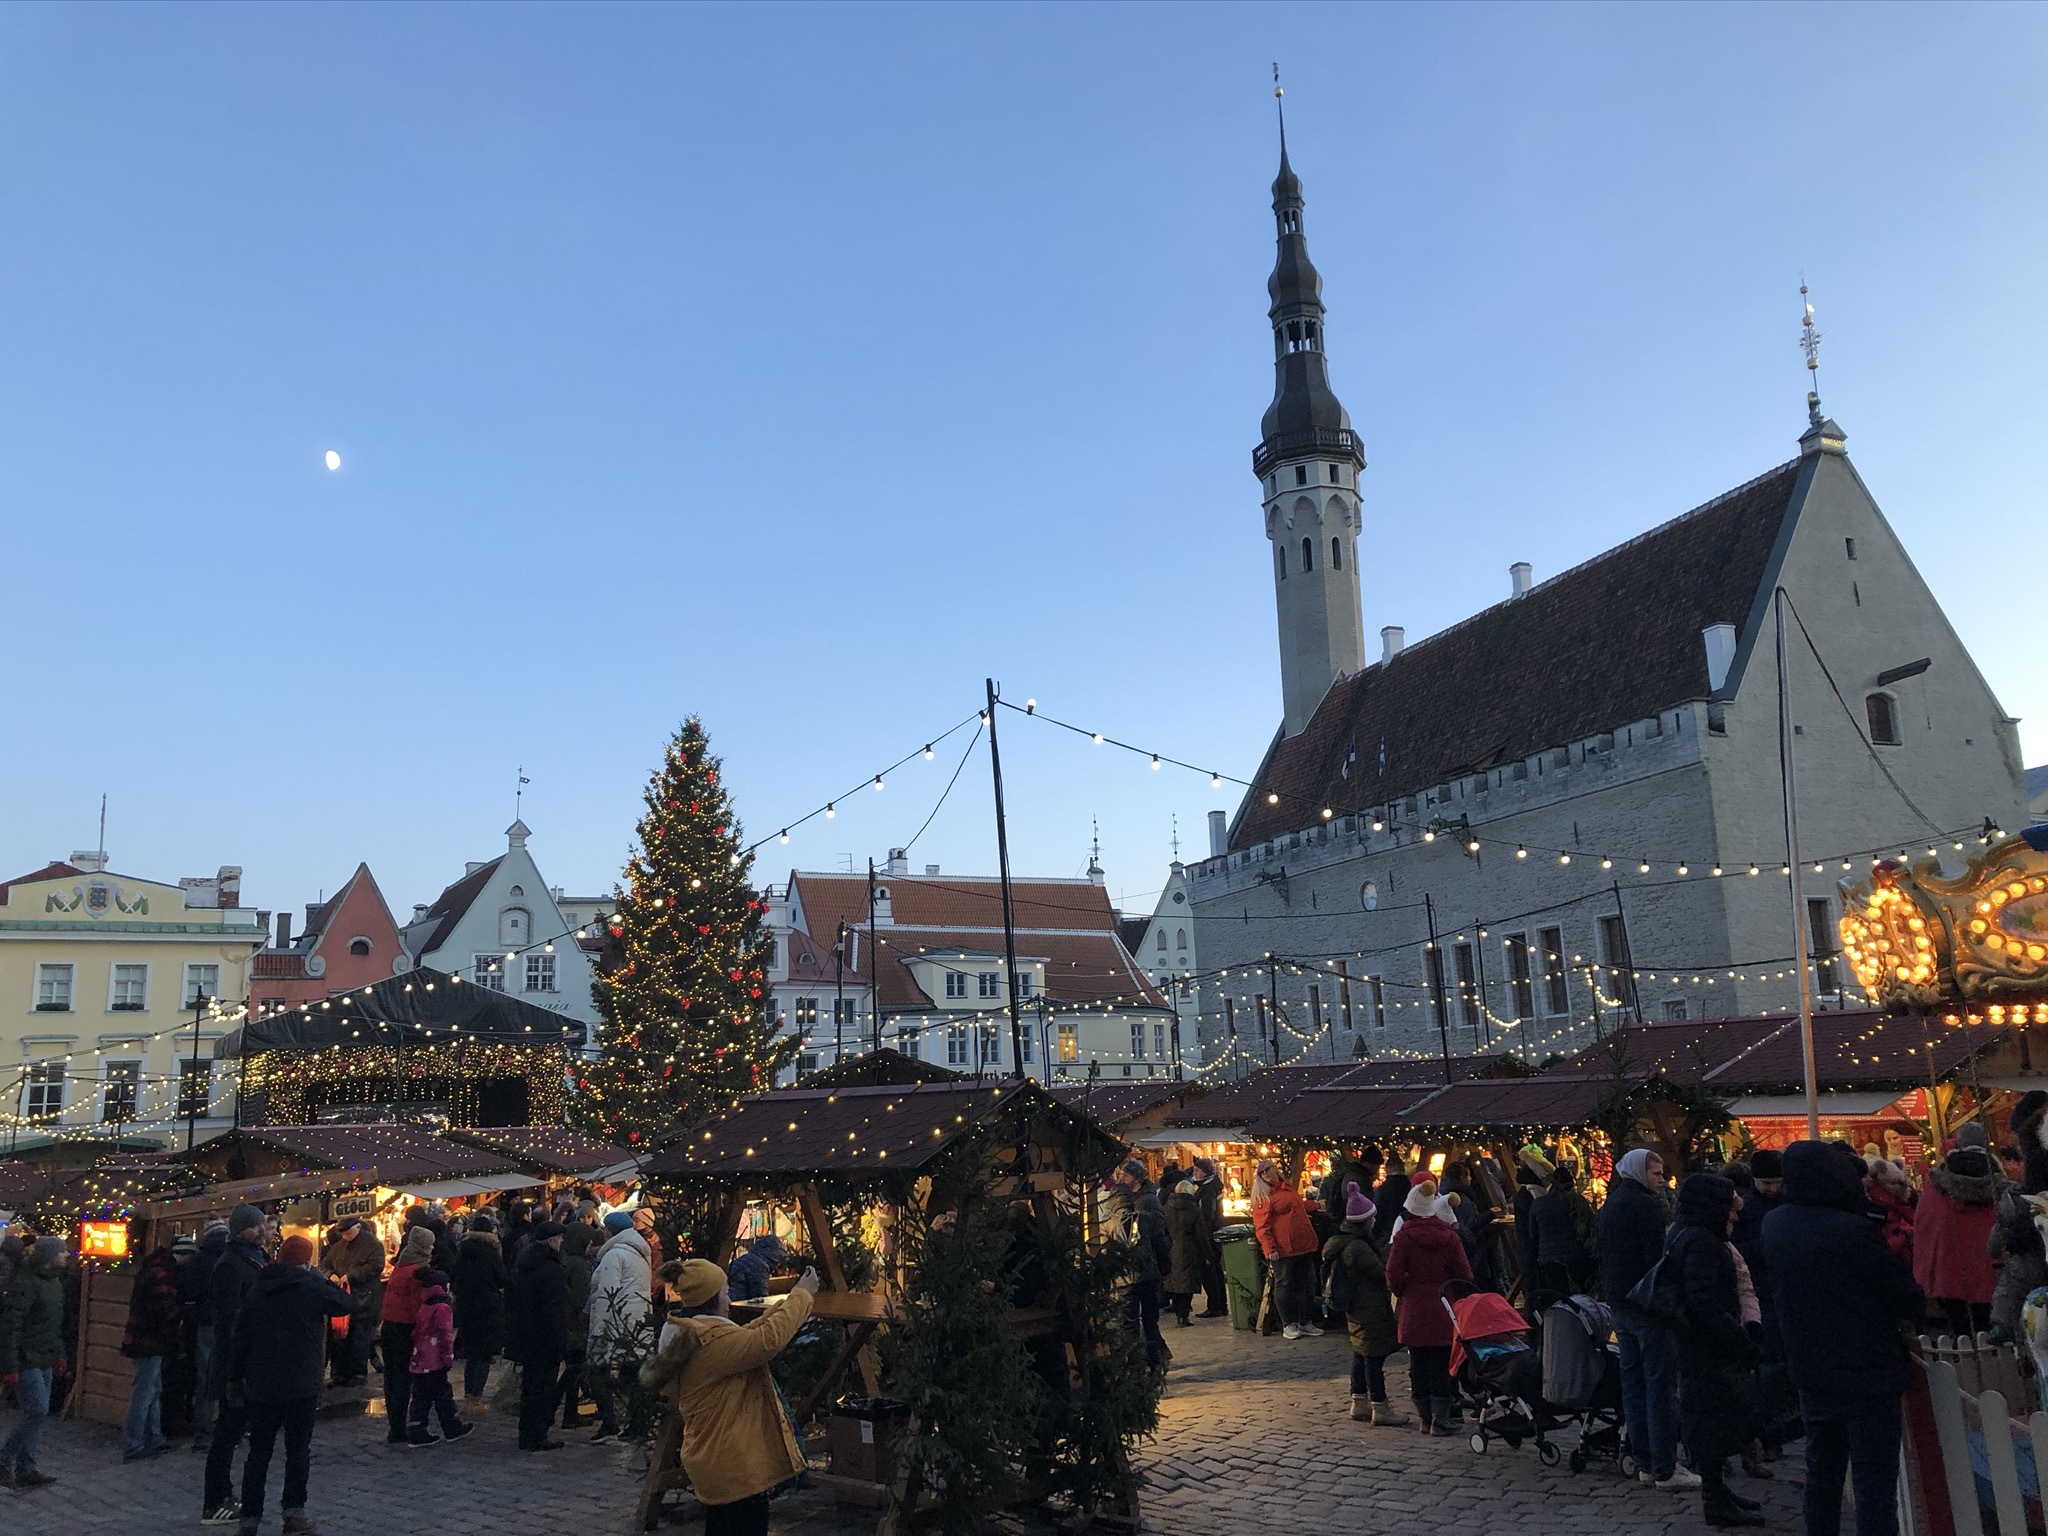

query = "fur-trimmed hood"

[
  {"left": 638, "top": 1315, "right": 703, "bottom": 1395},
  {"left": 1931, "top": 1155, "right": 2001, "bottom": 1207}
]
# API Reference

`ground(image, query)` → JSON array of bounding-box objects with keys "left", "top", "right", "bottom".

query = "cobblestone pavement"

[{"left": 3, "top": 1326, "right": 1810, "bottom": 1535}]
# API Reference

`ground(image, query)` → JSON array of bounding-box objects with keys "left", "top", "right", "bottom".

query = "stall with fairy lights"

[
  {"left": 637, "top": 1072, "right": 1131, "bottom": 1531},
  {"left": 221, "top": 966, "right": 585, "bottom": 1128}
]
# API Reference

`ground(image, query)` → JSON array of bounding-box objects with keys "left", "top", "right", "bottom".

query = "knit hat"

[
  {"left": 31, "top": 1236, "right": 66, "bottom": 1265},
  {"left": 203, "top": 1220, "right": 230, "bottom": 1242},
  {"left": 1403, "top": 1178, "right": 1440, "bottom": 1217},
  {"left": 279, "top": 1234, "right": 314, "bottom": 1265},
  {"left": 1120, "top": 1158, "right": 1149, "bottom": 1184},
  {"left": 398, "top": 1226, "right": 435, "bottom": 1266},
  {"left": 603, "top": 1210, "right": 635, "bottom": 1233},
  {"left": 1749, "top": 1149, "right": 1784, "bottom": 1179},
  {"left": 1431, "top": 1194, "right": 1462, "bottom": 1227},
  {"left": 467, "top": 1210, "right": 495, "bottom": 1231},
  {"left": 1955, "top": 1122, "right": 1990, "bottom": 1151},
  {"left": 1517, "top": 1144, "right": 1556, "bottom": 1182},
  {"left": 170, "top": 1233, "right": 198, "bottom": 1256},
  {"left": 532, "top": 1221, "right": 566, "bottom": 1242},
  {"left": 1344, "top": 1180, "right": 1373, "bottom": 1223},
  {"left": 671, "top": 1258, "right": 727, "bottom": 1307},
  {"left": 1867, "top": 1156, "right": 1909, "bottom": 1192},
  {"left": 229, "top": 1203, "right": 266, "bottom": 1235},
  {"left": 632, "top": 1208, "right": 656, "bottom": 1231},
  {"left": 1176, "top": 1180, "right": 1198, "bottom": 1197}
]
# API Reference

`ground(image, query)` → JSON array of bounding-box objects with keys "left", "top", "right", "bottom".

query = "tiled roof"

[
  {"left": 640, "top": 1079, "right": 1121, "bottom": 1182},
  {"left": 410, "top": 857, "right": 504, "bottom": 960},
  {"left": 1246, "top": 1084, "right": 1439, "bottom": 1142},
  {"left": 0, "top": 862, "right": 84, "bottom": 906},
  {"left": 0, "top": 1159, "right": 52, "bottom": 1208},
  {"left": 1394, "top": 1074, "right": 1634, "bottom": 1133},
  {"left": 1233, "top": 460, "right": 1805, "bottom": 848},
  {"left": 781, "top": 927, "right": 867, "bottom": 986},
  {"left": 1165, "top": 1063, "right": 1358, "bottom": 1126}
]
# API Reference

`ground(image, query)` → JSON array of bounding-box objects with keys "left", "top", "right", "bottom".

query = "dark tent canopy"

[{"left": 219, "top": 967, "right": 585, "bottom": 1057}]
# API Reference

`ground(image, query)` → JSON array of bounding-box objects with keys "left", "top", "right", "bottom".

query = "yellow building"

[{"left": 1, "top": 850, "right": 264, "bottom": 1154}]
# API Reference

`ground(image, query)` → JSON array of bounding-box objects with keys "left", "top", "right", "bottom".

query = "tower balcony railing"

[{"left": 1252, "top": 426, "right": 1364, "bottom": 479}]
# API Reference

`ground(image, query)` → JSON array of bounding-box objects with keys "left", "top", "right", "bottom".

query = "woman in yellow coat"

[{"left": 643, "top": 1258, "right": 820, "bottom": 1536}]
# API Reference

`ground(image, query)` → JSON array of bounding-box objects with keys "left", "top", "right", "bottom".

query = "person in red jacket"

[
  {"left": 1864, "top": 1157, "right": 1915, "bottom": 1267},
  {"left": 1914, "top": 1131, "right": 1999, "bottom": 1335},
  {"left": 1251, "top": 1159, "right": 1323, "bottom": 1340},
  {"left": 1385, "top": 1178, "right": 1473, "bottom": 1434},
  {"left": 377, "top": 1226, "right": 435, "bottom": 1445}
]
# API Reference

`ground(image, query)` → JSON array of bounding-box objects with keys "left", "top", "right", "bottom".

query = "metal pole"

[
  {"left": 186, "top": 990, "right": 208, "bottom": 1152},
  {"left": 833, "top": 924, "right": 846, "bottom": 1066},
  {"left": 1425, "top": 894, "right": 1454, "bottom": 1085},
  {"left": 1267, "top": 960, "right": 1281, "bottom": 1066},
  {"left": 1776, "top": 587, "right": 1822, "bottom": 1140},
  {"left": 867, "top": 862, "right": 881, "bottom": 1056},
  {"left": 984, "top": 679, "right": 1026, "bottom": 1077},
  {"left": 1610, "top": 882, "right": 1644, "bottom": 1026},
  {"left": 1473, "top": 928, "right": 1495, "bottom": 1051}
]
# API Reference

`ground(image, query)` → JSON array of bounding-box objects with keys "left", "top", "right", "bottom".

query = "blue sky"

[{"left": 2, "top": 3, "right": 2042, "bottom": 925}]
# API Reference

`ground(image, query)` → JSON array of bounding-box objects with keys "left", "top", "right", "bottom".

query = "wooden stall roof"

[
  {"left": 1167, "top": 1054, "right": 1506, "bottom": 1129},
  {"left": 444, "top": 1126, "right": 637, "bottom": 1178},
  {"left": 1049, "top": 1079, "right": 1206, "bottom": 1129},
  {"left": 0, "top": 1159, "right": 52, "bottom": 1209},
  {"left": 1563, "top": 1012, "right": 2008, "bottom": 1094},
  {"left": 794, "top": 1048, "right": 963, "bottom": 1090},
  {"left": 642, "top": 1078, "right": 1123, "bottom": 1183},
  {"left": 1244, "top": 1084, "right": 1441, "bottom": 1142},
  {"left": 176, "top": 1123, "right": 518, "bottom": 1184},
  {"left": 1393, "top": 1073, "right": 1637, "bottom": 1133}
]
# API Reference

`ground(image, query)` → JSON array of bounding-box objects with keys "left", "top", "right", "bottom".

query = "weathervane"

[
  {"left": 1800, "top": 272, "right": 1823, "bottom": 427},
  {"left": 1273, "top": 62, "right": 1287, "bottom": 153},
  {"left": 516, "top": 765, "right": 530, "bottom": 819}
]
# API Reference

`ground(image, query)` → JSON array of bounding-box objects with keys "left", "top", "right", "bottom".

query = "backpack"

[{"left": 1324, "top": 1251, "right": 1356, "bottom": 1317}]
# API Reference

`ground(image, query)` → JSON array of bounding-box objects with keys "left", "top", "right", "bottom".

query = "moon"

[{"left": 324, "top": 450, "right": 342, "bottom": 471}]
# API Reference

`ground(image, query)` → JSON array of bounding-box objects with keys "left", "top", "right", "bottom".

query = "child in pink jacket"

[{"left": 406, "top": 1272, "right": 473, "bottom": 1447}]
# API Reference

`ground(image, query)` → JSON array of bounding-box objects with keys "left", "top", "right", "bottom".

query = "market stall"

[{"left": 639, "top": 1072, "right": 1133, "bottom": 1532}]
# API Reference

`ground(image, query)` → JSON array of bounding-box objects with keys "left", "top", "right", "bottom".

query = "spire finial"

[
  {"left": 1091, "top": 818, "right": 1101, "bottom": 867},
  {"left": 1273, "top": 62, "right": 1287, "bottom": 159},
  {"left": 1799, "top": 272, "right": 1823, "bottom": 428},
  {"left": 1171, "top": 813, "right": 1181, "bottom": 862}
]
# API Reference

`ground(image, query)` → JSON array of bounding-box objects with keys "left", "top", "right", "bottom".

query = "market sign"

[
  {"left": 1840, "top": 829, "right": 2048, "bottom": 1015},
  {"left": 78, "top": 1221, "right": 129, "bottom": 1259},
  {"left": 330, "top": 1191, "right": 377, "bottom": 1221}
]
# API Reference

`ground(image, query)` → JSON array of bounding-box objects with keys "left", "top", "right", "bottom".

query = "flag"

[
  {"left": 1377, "top": 736, "right": 1387, "bottom": 778},
  {"left": 1338, "top": 738, "right": 1356, "bottom": 780}
]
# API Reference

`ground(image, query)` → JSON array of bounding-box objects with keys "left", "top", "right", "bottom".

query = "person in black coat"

[
  {"left": 200, "top": 1206, "right": 269, "bottom": 1524},
  {"left": 1669, "top": 1173, "right": 1764, "bottom": 1528},
  {"left": 450, "top": 1215, "right": 508, "bottom": 1405},
  {"left": 1371, "top": 1161, "right": 1411, "bottom": 1243},
  {"left": 1599, "top": 1148, "right": 1682, "bottom": 1484},
  {"left": 1762, "top": 1140, "right": 1925, "bottom": 1536},
  {"left": 228, "top": 1235, "right": 351, "bottom": 1533},
  {"left": 506, "top": 1223, "right": 568, "bottom": 1451},
  {"left": 1189, "top": 1159, "right": 1229, "bottom": 1318}
]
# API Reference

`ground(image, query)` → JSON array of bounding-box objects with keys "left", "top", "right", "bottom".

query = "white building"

[
  {"left": 400, "top": 820, "right": 600, "bottom": 1035},
  {"left": 775, "top": 851, "right": 1177, "bottom": 1082},
  {"left": 1123, "top": 860, "right": 1199, "bottom": 1068}
]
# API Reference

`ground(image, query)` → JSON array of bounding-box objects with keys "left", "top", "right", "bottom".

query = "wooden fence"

[{"left": 1909, "top": 1333, "right": 2042, "bottom": 1536}]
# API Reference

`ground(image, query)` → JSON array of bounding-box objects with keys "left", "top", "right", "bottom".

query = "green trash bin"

[{"left": 1217, "top": 1225, "right": 1263, "bottom": 1331}]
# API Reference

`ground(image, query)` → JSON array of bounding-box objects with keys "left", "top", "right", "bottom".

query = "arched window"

[
  {"left": 1156, "top": 929, "right": 1167, "bottom": 952},
  {"left": 348, "top": 938, "right": 372, "bottom": 957},
  {"left": 1301, "top": 536, "right": 1314, "bottom": 572},
  {"left": 1275, "top": 544, "right": 1286, "bottom": 580},
  {"left": 1175, "top": 928, "right": 1187, "bottom": 950},
  {"left": 499, "top": 907, "right": 530, "bottom": 945},
  {"left": 1866, "top": 693, "right": 1901, "bottom": 745},
  {"left": 1331, "top": 537, "right": 1343, "bottom": 570}
]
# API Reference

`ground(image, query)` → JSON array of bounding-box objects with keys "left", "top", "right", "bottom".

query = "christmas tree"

[{"left": 574, "top": 719, "right": 793, "bottom": 1145}]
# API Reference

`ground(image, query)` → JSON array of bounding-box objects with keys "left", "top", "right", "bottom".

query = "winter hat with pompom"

[{"left": 1345, "top": 1180, "right": 1374, "bottom": 1223}]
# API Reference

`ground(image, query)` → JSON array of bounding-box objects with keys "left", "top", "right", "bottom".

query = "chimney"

[
  {"left": 924, "top": 864, "right": 940, "bottom": 877},
  {"left": 1510, "top": 562, "right": 1533, "bottom": 598},
  {"left": 275, "top": 912, "right": 293, "bottom": 950},
  {"left": 72, "top": 849, "right": 108, "bottom": 874},
  {"left": 1087, "top": 859, "right": 1105, "bottom": 887},
  {"left": 465, "top": 862, "right": 486, "bottom": 875},
  {"left": 1207, "top": 810, "right": 1229, "bottom": 858},
  {"left": 217, "top": 865, "right": 241, "bottom": 908},
  {"left": 886, "top": 848, "right": 909, "bottom": 878},
  {"left": 1703, "top": 622, "right": 1738, "bottom": 694},
  {"left": 871, "top": 885, "right": 893, "bottom": 925},
  {"left": 412, "top": 904, "right": 430, "bottom": 922},
  {"left": 1380, "top": 626, "right": 1405, "bottom": 663}
]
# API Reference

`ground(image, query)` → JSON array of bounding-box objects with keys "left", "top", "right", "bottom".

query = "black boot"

[{"left": 1704, "top": 1507, "right": 1765, "bottom": 1529}]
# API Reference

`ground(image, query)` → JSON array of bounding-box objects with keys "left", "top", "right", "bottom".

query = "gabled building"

[
  {"left": 1189, "top": 131, "right": 2028, "bottom": 1073},
  {"left": 1123, "top": 860, "right": 1199, "bottom": 1061},
  {"left": 249, "top": 863, "right": 405, "bottom": 1019},
  {"left": 400, "top": 820, "right": 599, "bottom": 1036},
  {"left": 759, "top": 890, "right": 869, "bottom": 1083},
  {"left": 781, "top": 851, "right": 1179, "bottom": 1081},
  {"left": 0, "top": 850, "right": 265, "bottom": 1151}
]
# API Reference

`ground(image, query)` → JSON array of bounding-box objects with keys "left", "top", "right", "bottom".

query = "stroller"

[{"left": 1442, "top": 1282, "right": 1629, "bottom": 1473}]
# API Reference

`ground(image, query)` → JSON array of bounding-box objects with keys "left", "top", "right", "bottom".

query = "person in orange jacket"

[{"left": 1251, "top": 1158, "right": 1324, "bottom": 1340}]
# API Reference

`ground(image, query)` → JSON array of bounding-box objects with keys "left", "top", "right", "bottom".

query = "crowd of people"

[
  {"left": 0, "top": 1189, "right": 668, "bottom": 1533},
  {"left": 1109, "top": 1126, "right": 2009, "bottom": 1536}
]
